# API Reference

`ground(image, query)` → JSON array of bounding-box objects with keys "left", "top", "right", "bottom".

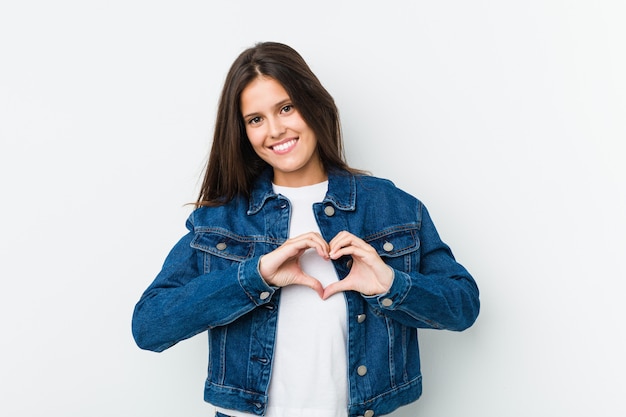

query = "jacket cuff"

[
  {"left": 238, "top": 256, "right": 276, "bottom": 306},
  {"left": 364, "top": 269, "right": 410, "bottom": 310}
]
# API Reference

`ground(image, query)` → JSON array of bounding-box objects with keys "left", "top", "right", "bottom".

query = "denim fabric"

[{"left": 132, "top": 168, "right": 480, "bottom": 417}]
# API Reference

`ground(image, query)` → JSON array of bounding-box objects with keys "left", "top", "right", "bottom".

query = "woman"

[{"left": 132, "top": 41, "right": 480, "bottom": 417}]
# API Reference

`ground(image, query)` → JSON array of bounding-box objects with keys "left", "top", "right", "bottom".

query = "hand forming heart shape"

[{"left": 259, "top": 230, "right": 393, "bottom": 300}]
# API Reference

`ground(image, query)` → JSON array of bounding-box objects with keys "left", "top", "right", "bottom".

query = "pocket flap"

[
  {"left": 365, "top": 226, "right": 420, "bottom": 258},
  {"left": 191, "top": 229, "right": 254, "bottom": 261}
]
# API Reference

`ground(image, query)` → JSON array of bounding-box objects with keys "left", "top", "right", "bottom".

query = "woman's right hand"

[{"left": 258, "top": 232, "right": 329, "bottom": 298}]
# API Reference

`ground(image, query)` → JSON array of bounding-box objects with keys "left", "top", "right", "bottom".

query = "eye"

[
  {"left": 248, "top": 116, "right": 262, "bottom": 125},
  {"left": 280, "top": 104, "right": 294, "bottom": 114}
]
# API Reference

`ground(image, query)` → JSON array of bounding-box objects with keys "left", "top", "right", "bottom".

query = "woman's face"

[{"left": 240, "top": 76, "right": 326, "bottom": 187}]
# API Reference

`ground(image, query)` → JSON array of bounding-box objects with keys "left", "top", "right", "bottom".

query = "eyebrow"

[{"left": 242, "top": 98, "right": 292, "bottom": 120}]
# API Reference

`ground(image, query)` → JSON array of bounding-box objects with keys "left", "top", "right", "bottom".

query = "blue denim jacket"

[{"left": 132, "top": 169, "right": 479, "bottom": 417}]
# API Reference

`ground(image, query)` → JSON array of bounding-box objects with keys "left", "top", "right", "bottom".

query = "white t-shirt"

[{"left": 216, "top": 181, "right": 348, "bottom": 417}]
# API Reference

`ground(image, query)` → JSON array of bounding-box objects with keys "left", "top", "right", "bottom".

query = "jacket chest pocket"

[
  {"left": 365, "top": 226, "right": 420, "bottom": 273},
  {"left": 191, "top": 229, "right": 256, "bottom": 273}
]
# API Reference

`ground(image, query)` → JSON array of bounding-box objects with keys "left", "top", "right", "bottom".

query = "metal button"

[
  {"left": 364, "top": 410, "right": 375, "bottom": 417},
  {"left": 259, "top": 291, "right": 270, "bottom": 300},
  {"left": 324, "top": 206, "right": 335, "bottom": 216},
  {"left": 382, "top": 241, "right": 394, "bottom": 252},
  {"left": 357, "top": 365, "right": 367, "bottom": 376},
  {"left": 357, "top": 314, "right": 366, "bottom": 323},
  {"left": 346, "top": 259, "right": 353, "bottom": 269},
  {"left": 381, "top": 298, "right": 393, "bottom": 307},
  {"left": 216, "top": 242, "right": 227, "bottom": 251}
]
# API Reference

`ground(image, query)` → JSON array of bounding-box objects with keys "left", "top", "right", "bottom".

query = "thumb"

[
  {"left": 295, "top": 272, "right": 325, "bottom": 298},
  {"left": 322, "top": 279, "right": 352, "bottom": 300}
]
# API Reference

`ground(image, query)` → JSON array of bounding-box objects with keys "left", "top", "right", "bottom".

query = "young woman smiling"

[{"left": 132, "top": 42, "right": 480, "bottom": 417}]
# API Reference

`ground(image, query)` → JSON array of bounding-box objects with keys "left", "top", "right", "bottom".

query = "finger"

[
  {"left": 329, "top": 231, "right": 367, "bottom": 258},
  {"left": 329, "top": 242, "right": 374, "bottom": 261},
  {"left": 290, "top": 233, "right": 330, "bottom": 258},
  {"left": 293, "top": 231, "right": 327, "bottom": 245},
  {"left": 322, "top": 279, "right": 353, "bottom": 300},
  {"left": 277, "top": 236, "right": 329, "bottom": 261},
  {"left": 305, "top": 237, "right": 330, "bottom": 259},
  {"left": 295, "top": 273, "right": 324, "bottom": 298},
  {"left": 328, "top": 230, "right": 357, "bottom": 248}
]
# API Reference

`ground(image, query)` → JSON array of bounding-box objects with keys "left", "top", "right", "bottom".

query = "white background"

[{"left": 1, "top": 1, "right": 625, "bottom": 416}]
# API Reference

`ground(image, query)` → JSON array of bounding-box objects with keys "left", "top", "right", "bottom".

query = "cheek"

[
  {"left": 293, "top": 117, "right": 313, "bottom": 138},
  {"left": 246, "top": 128, "right": 264, "bottom": 149}
]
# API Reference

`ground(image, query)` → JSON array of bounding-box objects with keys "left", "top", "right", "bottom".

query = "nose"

[{"left": 267, "top": 116, "right": 285, "bottom": 139}]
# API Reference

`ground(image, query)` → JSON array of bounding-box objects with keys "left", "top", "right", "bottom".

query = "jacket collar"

[{"left": 247, "top": 168, "right": 357, "bottom": 215}]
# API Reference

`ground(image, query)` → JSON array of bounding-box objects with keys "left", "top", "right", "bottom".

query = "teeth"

[{"left": 273, "top": 139, "right": 296, "bottom": 152}]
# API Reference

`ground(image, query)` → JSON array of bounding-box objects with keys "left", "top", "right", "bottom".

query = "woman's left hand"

[{"left": 323, "top": 231, "right": 394, "bottom": 300}]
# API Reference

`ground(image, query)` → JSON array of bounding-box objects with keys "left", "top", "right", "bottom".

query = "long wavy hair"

[{"left": 196, "top": 42, "right": 362, "bottom": 206}]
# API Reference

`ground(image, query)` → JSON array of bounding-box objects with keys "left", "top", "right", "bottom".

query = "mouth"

[{"left": 270, "top": 138, "right": 298, "bottom": 154}]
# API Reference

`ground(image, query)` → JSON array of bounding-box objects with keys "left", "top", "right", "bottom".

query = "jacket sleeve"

[
  {"left": 131, "top": 217, "right": 276, "bottom": 352},
  {"left": 364, "top": 202, "right": 480, "bottom": 331}
]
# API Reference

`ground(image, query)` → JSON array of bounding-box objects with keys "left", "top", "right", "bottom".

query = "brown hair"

[{"left": 196, "top": 41, "right": 362, "bottom": 206}]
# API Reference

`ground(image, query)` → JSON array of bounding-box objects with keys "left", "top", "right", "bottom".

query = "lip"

[{"left": 270, "top": 138, "right": 298, "bottom": 155}]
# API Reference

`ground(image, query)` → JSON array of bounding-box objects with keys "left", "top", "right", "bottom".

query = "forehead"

[{"left": 240, "top": 77, "right": 290, "bottom": 112}]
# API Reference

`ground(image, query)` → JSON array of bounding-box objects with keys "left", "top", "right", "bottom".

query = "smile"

[{"left": 271, "top": 139, "right": 298, "bottom": 154}]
